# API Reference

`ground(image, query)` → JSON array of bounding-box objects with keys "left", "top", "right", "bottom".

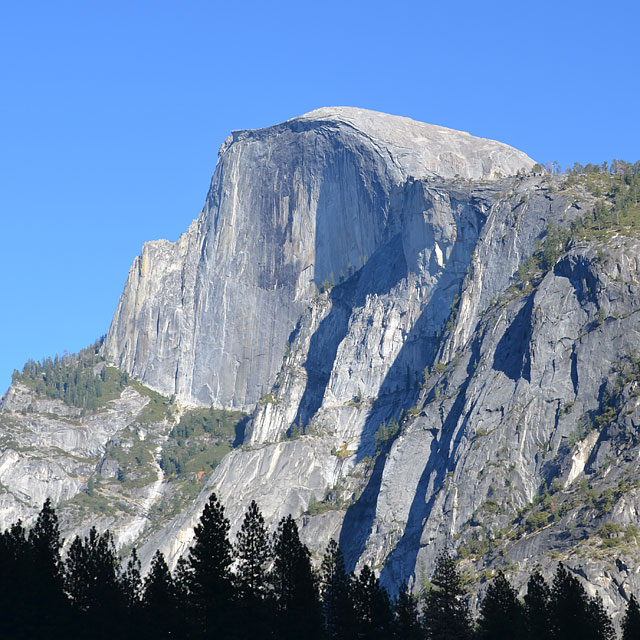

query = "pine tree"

[
  {"left": 352, "top": 565, "right": 394, "bottom": 640},
  {"left": 187, "top": 492, "right": 234, "bottom": 638},
  {"left": 622, "top": 594, "right": 640, "bottom": 640},
  {"left": 550, "top": 563, "right": 613, "bottom": 640},
  {"left": 235, "top": 500, "right": 273, "bottom": 639},
  {"left": 121, "top": 548, "right": 142, "bottom": 609},
  {"left": 524, "top": 570, "right": 551, "bottom": 640},
  {"left": 550, "top": 563, "right": 589, "bottom": 640},
  {"left": 477, "top": 571, "right": 524, "bottom": 640},
  {"left": 27, "top": 499, "right": 67, "bottom": 638},
  {"left": 320, "top": 539, "right": 356, "bottom": 640},
  {"left": 0, "top": 503, "right": 69, "bottom": 639},
  {"left": 141, "top": 551, "right": 180, "bottom": 639},
  {"left": 0, "top": 520, "right": 30, "bottom": 638},
  {"left": 64, "top": 527, "right": 123, "bottom": 638},
  {"left": 394, "top": 583, "right": 423, "bottom": 640},
  {"left": 422, "top": 551, "right": 472, "bottom": 640},
  {"left": 65, "top": 536, "right": 91, "bottom": 613},
  {"left": 173, "top": 555, "right": 193, "bottom": 636},
  {"left": 121, "top": 548, "right": 142, "bottom": 636},
  {"left": 271, "top": 514, "right": 322, "bottom": 640},
  {"left": 235, "top": 500, "right": 271, "bottom": 599},
  {"left": 587, "top": 592, "right": 615, "bottom": 640}
]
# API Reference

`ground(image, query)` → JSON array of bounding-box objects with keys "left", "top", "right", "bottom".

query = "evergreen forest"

[
  {"left": 12, "top": 338, "right": 130, "bottom": 411},
  {"left": 2, "top": 495, "right": 639, "bottom": 640}
]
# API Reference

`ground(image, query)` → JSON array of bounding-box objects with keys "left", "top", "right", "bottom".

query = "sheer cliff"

[
  {"left": 102, "top": 107, "right": 534, "bottom": 410},
  {"left": 2, "top": 107, "right": 639, "bottom": 617}
]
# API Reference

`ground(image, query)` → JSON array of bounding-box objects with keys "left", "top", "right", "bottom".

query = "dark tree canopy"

[
  {"left": 352, "top": 564, "right": 394, "bottom": 640},
  {"left": 140, "top": 550, "right": 181, "bottom": 639},
  {"left": 64, "top": 527, "right": 124, "bottom": 638},
  {"left": 551, "top": 563, "right": 614, "bottom": 640},
  {"left": 320, "top": 539, "right": 356, "bottom": 640},
  {"left": 622, "top": 594, "right": 640, "bottom": 640},
  {"left": 121, "top": 548, "right": 142, "bottom": 611},
  {"left": 186, "top": 492, "right": 234, "bottom": 637},
  {"left": 271, "top": 514, "right": 323, "bottom": 640},
  {"left": 235, "top": 499, "right": 271, "bottom": 599},
  {"left": 524, "top": 570, "right": 551, "bottom": 640},
  {"left": 0, "top": 496, "right": 634, "bottom": 640},
  {"left": 234, "top": 500, "right": 273, "bottom": 639},
  {"left": 477, "top": 571, "right": 525, "bottom": 640},
  {"left": 394, "top": 583, "right": 423, "bottom": 640},
  {"left": 0, "top": 502, "right": 68, "bottom": 639},
  {"left": 423, "top": 551, "right": 473, "bottom": 640}
]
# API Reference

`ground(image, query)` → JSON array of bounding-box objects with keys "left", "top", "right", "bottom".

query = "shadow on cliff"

[
  {"left": 292, "top": 233, "right": 409, "bottom": 431},
  {"left": 493, "top": 293, "right": 534, "bottom": 382},
  {"left": 337, "top": 278, "right": 456, "bottom": 574},
  {"left": 338, "top": 230, "right": 480, "bottom": 576},
  {"left": 377, "top": 334, "right": 482, "bottom": 591}
]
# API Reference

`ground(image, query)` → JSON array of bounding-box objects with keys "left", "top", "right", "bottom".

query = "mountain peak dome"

[{"left": 285, "top": 106, "right": 535, "bottom": 180}]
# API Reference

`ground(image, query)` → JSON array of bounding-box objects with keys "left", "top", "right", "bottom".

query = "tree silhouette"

[
  {"left": 352, "top": 564, "right": 394, "bottom": 640},
  {"left": 422, "top": 551, "right": 472, "bottom": 640},
  {"left": 235, "top": 500, "right": 271, "bottom": 598},
  {"left": 524, "top": 570, "right": 551, "bottom": 640},
  {"left": 550, "top": 563, "right": 613, "bottom": 640},
  {"left": 234, "top": 500, "right": 272, "bottom": 638},
  {"left": 0, "top": 520, "right": 31, "bottom": 638},
  {"left": 64, "top": 527, "right": 123, "bottom": 638},
  {"left": 186, "top": 492, "right": 234, "bottom": 638},
  {"left": 141, "top": 550, "right": 180, "bottom": 639},
  {"left": 28, "top": 499, "right": 67, "bottom": 637},
  {"left": 271, "top": 514, "right": 322, "bottom": 640},
  {"left": 121, "top": 548, "right": 142, "bottom": 636},
  {"left": 588, "top": 592, "right": 615, "bottom": 640},
  {"left": 622, "top": 594, "right": 640, "bottom": 640},
  {"left": 477, "top": 571, "right": 524, "bottom": 640},
  {"left": 394, "top": 583, "right": 423, "bottom": 640},
  {"left": 2, "top": 499, "right": 639, "bottom": 640},
  {"left": 320, "top": 539, "right": 356, "bottom": 640}
]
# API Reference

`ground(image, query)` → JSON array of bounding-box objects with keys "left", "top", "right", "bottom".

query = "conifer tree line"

[
  {"left": 2, "top": 495, "right": 640, "bottom": 640},
  {"left": 11, "top": 338, "right": 130, "bottom": 410}
]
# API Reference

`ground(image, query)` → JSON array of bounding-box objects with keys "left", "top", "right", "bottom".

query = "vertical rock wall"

[{"left": 103, "top": 108, "right": 534, "bottom": 410}]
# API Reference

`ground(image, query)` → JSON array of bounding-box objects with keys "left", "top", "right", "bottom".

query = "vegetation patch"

[
  {"left": 147, "top": 478, "right": 203, "bottom": 525},
  {"left": 62, "top": 482, "right": 126, "bottom": 517},
  {"left": 12, "top": 339, "right": 130, "bottom": 411},
  {"left": 104, "top": 428, "right": 158, "bottom": 489},
  {"left": 128, "top": 380, "right": 174, "bottom": 425},
  {"left": 159, "top": 406, "right": 246, "bottom": 481},
  {"left": 512, "top": 161, "right": 640, "bottom": 295},
  {"left": 305, "top": 483, "right": 354, "bottom": 516},
  {"left": 374, "top": 417, "right": 400, "bottom": 454}
]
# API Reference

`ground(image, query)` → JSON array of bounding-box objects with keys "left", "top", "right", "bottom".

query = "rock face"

[
  {"left": 103, "top": 107, "right": 534, "bottom": 410},
  {"left": 0, "top": 380, "right": 164, "bottom": 539},
  {"left": 5, "top": 107, "right": 640, "bottom": 619}
]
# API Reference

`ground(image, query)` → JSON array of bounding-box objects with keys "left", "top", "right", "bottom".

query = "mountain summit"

[
  {"left": 291, "top": 106, "right": 534, "bottom": 180},
  {"left": 3, "top": 109, "right": 640, "bottom": 618}
]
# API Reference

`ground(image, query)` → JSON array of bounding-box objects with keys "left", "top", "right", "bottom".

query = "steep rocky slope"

[{"left": 2, "top": 107, "right": 639, "bottom": 618}]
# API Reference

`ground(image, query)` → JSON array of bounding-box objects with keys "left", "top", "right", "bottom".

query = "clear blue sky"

[{"left": 1, "top": 0, "right": 638, "bottom": 394}]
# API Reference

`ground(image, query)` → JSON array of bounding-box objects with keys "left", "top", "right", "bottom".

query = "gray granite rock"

[{"left": 103, "top": 107, "right": 535, "bottom": 410}]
